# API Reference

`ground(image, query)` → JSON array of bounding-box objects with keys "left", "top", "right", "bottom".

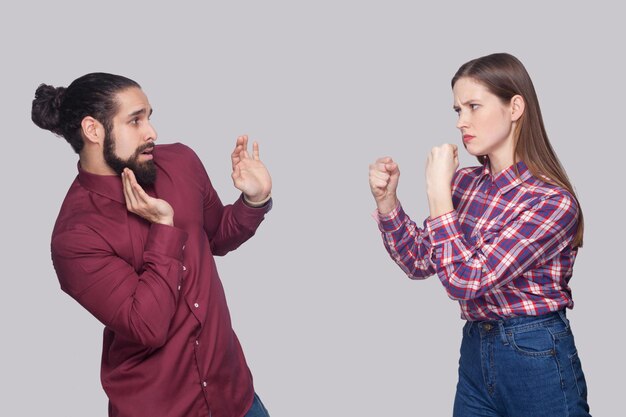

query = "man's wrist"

[
  {"left": 243, "top": 193, "right": 272, "bottom": 207},
  {"left": 154, "top": 216, "right": 174, "bottom": 227}
]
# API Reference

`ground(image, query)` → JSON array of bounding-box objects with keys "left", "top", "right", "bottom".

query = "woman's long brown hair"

[{"left": 451, "top": 53, "right": 584, "bottom": 248}]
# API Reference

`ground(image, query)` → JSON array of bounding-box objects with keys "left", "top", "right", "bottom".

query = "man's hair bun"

[{"left": 31, "top": 84, "right": 67, "bottom": 136}]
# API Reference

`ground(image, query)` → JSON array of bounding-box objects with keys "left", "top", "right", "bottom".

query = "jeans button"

[{"left": 483, "top": 323, "right": 492, "bottom": 331}]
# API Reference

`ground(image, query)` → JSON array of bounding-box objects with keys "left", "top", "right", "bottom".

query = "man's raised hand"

[{"left": 231, "top": 135, "right": 272, "bottom": 204}]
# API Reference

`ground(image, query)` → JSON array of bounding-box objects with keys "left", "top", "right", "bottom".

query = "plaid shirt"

[{"left": 376, "top": 161, "right": 580, "bottom": 321}]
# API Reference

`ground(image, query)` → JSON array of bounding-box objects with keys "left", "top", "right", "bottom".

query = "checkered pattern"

[{"left": 376, "top": 161, "right": 579, "bottom": 321}]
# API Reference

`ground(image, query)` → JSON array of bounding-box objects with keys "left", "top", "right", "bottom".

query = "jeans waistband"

[{"left": 465, "top": 310, "right": 570, "bottom": 343}]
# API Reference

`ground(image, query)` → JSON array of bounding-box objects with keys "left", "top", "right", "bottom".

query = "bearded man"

[{"left": 32, "top": 73, "right": 273, "bottom": 417}]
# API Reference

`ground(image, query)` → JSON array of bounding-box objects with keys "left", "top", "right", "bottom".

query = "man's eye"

[{"left": 130, "top": 118, "right": 139, "bottom": 125}]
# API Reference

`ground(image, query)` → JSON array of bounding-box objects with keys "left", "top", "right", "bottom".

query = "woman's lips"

[{"left": 463, "top": 135, "right": 475, "bottom": 143}]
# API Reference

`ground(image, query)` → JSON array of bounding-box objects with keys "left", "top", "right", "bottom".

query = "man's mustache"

[{"left": 135, "top": 143, "right": 155, "bottom": 156}]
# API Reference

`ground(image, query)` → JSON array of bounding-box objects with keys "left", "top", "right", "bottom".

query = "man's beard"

[{"left": 103, "top": 131, "right": 156, "bottom": 187}]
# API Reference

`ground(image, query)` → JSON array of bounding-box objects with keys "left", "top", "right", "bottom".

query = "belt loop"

[
  {"left": 466, "top": 321, "right": 474, "bottom": 336},
  {"left": 497, "top": 321, "right": 508, "bottom": 345},
  {"left": 557, "top": 310, "right": 570, "bottom": 329}
]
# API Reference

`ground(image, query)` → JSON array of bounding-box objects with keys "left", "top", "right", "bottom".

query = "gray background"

[{"left": 1, "top": 1, "right": 623, "bottom": 416}]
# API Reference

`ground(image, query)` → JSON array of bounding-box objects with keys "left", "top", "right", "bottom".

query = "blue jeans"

[
  {"left": 453, "top": 311, "right": 591, "bottom": 417},
  {"left": 244, "top": 393, "right": 270, "bottom": 417}
]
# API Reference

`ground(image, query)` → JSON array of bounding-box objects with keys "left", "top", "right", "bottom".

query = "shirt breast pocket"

[{"left": 474, "top": 206, "right": 529, "bottom": 246}]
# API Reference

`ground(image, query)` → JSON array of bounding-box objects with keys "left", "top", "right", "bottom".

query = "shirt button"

[
  {"left": 202, "top": 381, "right": 207, "bottom": 387},
  {"left": 182, "top": 265, "right": 187, "bottom": 271},
  {"left": 177, "top": 285, "right": 181, "bottom": 291},
  {"left": 182, "top": 245, "right": 186, "bottom": 250},
  {"left": 194, "top": 303, "right": 199, "bottom": 308},
  {"left": 195, "top": 340, "right": 199, "bottom": 346}
]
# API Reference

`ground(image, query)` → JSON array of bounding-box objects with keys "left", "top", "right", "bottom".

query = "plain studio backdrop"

[{"left": 1, "top": 1, "right": 622, "bottom": 416}]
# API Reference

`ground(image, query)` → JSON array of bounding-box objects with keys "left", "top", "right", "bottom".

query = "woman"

[{"left": 369, "top": 53, "right": 591, "bottom": 416}]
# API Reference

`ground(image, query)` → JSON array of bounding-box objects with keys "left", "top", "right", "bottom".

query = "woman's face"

[{"left": 452, "top": 77, "right": 517, "bottom": 169}]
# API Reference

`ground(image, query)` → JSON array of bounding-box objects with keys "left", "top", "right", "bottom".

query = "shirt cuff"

[
  {"left": 145, "top": 223, "right": 188, "bottom": 260},
  {"left": 243, "top": 193, "right": 272, "bottom": 207},
  {"left": 426, "top": 210, "right": 462, "bottom": 246},
  {"left": 372, "top": 201, "right": 407, "bottom": 232},
  {"left": 232, "top": 194, "right": 272, "bottom": 224}
]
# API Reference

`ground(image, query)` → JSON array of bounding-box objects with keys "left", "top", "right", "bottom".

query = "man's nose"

[{"left": 146, "top": 122, "right": 158, "bottom": 142}]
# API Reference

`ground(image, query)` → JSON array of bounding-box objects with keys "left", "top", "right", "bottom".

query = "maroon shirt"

[{"left": 51, "top": 143, "right": 271, "bottom": 417}]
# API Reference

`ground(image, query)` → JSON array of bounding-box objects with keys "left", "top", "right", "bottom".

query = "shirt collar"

[
  {"left": 481, "top": 159, "right": 532, "bottom": 194},
  {"left": 77, "top": 162, "right": 125, "bottom": 204}
]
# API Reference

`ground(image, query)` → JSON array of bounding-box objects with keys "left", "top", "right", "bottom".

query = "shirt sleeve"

[
  {"left": 375, "top": 202, "right": 437, "bottom": 279},
  {"left": 426, "top": 191, "right": 578, "bottom": 300},
  {"left": 52, "top": 223, "right": 188, "bottom": 348}
]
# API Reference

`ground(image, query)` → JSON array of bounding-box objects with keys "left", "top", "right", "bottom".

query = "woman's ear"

[{"left": 511, "top": 95, "right": 525, "bottom": 122}]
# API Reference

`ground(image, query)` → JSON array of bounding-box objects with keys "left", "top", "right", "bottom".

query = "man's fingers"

[
  {"left": 123, "top": 168, "right": 154, "bottom": 211},
  {"left": 125, "top": 170, "right": 142, "bottom": 204},
  {"left": 231, "top": 141, "right": 245, "bottom": 170},
  {"left": 122, "top": 170, "right": 139, "bottom": 210},
  {"left": 242, "top": 135, "right": 250, "bottom": 159},
  {"left": 131, "top": 181, "right": 152, "bottom": 205},
  {"left": 234, "top": 135, "right": 252, "bottom": 160},
  {"left": 253, "top": 141, "right": 260, "bottom": 160},
  {"left": 121, "top": 172, "right": 131, "bottom": 206},
  {"left": 231, "top": 153, "right": 241, "bottom": 170},
  {"left": 125, "top": 169, "right": 141, "bottom": 190},
  {"left": 232, "top": 137, "right": 245, "bottom": 157},
  {"left": 231, "top": 164, "right": 241, "bottom": 181},
  {"left": 232, "top": 142, "right": 244, "bottom": 157}
]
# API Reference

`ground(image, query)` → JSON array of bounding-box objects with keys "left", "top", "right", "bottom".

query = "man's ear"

[
  {"left": 81, "top": 116, "right": 105, "bottom": 145},
  {"left": 511, "top": 94, "right": 525, "bottom": 122}
]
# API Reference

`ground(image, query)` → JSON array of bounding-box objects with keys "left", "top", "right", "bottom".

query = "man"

[{"left": 32, "top": 73, "right": 272, "bottom": 417}]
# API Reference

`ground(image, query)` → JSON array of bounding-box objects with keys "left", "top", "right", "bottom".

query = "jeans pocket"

[
  {"left": 507, "top": 326, "right": 555, "bottom": 357},
  {"left": 569, "top": 351, "right": 588, "bottom": 398}
]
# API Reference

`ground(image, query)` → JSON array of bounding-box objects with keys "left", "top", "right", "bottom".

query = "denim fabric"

[
  {"left": 244, "top": 393, "right": 271, "bottom": 417},
  {"left": 453, "top": 311, "right": 591, "bottom": 417}
]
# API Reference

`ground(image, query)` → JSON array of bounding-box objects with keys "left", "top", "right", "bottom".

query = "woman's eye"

[{"left": 470, "top": 104, "right": 480, "bottom": 110}]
